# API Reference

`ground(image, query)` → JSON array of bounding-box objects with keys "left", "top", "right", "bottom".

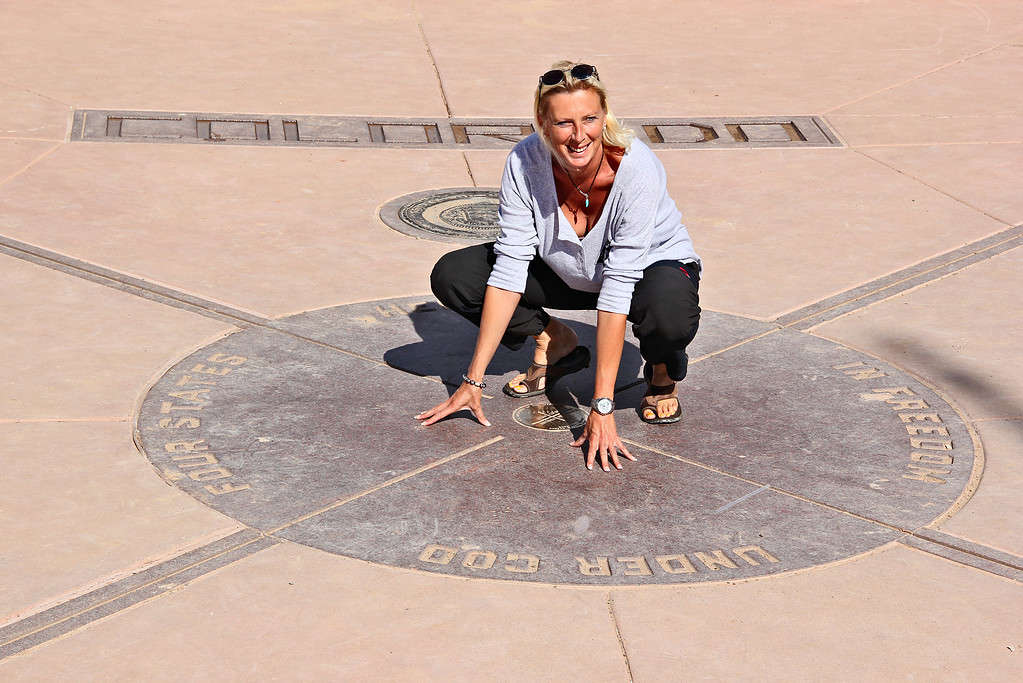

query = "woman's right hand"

[{"left": 415, "top": 383, "right": 491, "bottom": 427}]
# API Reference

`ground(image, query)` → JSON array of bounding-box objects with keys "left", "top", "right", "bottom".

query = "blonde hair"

[{"left": 534, "top": 60, "right": 635, "bottom": 153}]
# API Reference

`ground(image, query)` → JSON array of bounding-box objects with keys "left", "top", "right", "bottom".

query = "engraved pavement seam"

[
  {"left": 625, "top": 438, "right": 1022, "bottom": 581},
  {"left": 265, "top": 435, "right": 505, "bottom": 534},
  {"left": 613, "top": 327, "right": 785, "bottom": 395},
  {"left": 621, "top": 438, "right": 906, "bottom": 532}
]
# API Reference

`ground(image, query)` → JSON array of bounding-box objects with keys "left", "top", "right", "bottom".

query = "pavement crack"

[
  {"left": 0, "top": 78, "right": 73, "bottom": 107},
  {"left": 0, "top": 142, "right": 61, "bottom": 188},
  {"left": 854, "top": 148, "right": 1015, "bottom": 227},
  {"left": 821, "top": 41, "right": 1008, "bottom": 114},
  {"left": 412, "top": 3, "right": 453, "bottom": 118},
  {"left": 607, "top": 592, "right": 635, "bottom": 682}
]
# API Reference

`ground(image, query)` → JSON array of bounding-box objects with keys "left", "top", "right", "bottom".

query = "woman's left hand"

[{"left": 571, "top": 412, "right": 636, "bottom": 472}]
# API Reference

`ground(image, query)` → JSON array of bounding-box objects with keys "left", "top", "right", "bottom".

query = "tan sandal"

[
  {"left": 640, "top": 385, "right": 681, "bottom": 424},
  {"left": 640, "top": 363, "right": 681, "bottom": 424},
  {"left": 503, "top": 346, "right": 590, "bottom": 398}
]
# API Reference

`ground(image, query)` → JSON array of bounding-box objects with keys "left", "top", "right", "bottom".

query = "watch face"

[{"left": 594, "top": 397, "right": 614, "bottom": 414}]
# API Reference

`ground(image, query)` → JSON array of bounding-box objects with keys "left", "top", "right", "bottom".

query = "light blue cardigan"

[{"left": 487, "top": 134, "right": 700, "bottom": 315}]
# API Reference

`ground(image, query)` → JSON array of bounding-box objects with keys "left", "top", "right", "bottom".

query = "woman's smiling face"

[{"left": 542, "top": 88, "right": 606, "bottom": 174}]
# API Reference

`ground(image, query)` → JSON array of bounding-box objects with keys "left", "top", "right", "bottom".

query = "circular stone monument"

[
  {"left": 379, "top": 188, "right": 500, "bottom": 243},
  {"left": 135, "top": 296, "right": 978, "bottom": 585}
]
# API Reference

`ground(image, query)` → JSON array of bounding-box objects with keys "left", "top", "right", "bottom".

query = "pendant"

[{"left": 584, "top": 197, "right": 589, "bottom": 208}]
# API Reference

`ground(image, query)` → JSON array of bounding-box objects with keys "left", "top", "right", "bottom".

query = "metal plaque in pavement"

[
  {"left": 134, "top": 297, "right": 977, "bottom": 586},
  {"left": 73, "top": 110, "right": 841, "bottom": 149}
]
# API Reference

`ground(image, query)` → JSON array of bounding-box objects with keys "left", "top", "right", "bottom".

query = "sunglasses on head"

[{"left": 538, "top": 64, "right": 599, "bottom": 88}]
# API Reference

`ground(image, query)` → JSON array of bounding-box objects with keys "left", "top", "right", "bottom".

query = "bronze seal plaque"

[
  {"left": 380, "top": 188, "right": 499, "bottom": 243},
  {"left": 513, "top": 403, "right": 588, "bottom": 431}
]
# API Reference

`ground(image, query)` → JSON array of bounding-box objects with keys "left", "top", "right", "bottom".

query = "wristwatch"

[{"left": 591, "top": 397, "right": 615, "bottom": 415}]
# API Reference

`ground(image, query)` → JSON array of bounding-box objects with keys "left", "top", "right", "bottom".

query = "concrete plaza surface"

[{"left": 1, "top": 0, "right": 1022, "bottom": 679}]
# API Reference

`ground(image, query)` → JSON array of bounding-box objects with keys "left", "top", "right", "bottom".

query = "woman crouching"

[{"left": 416, "top": 61, "right": 701, "bottom": 473}]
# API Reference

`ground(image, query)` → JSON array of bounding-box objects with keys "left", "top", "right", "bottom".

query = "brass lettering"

[
  {"left": 164, "top": 440, "right": 208, "bottom": 452},
  {"left": 912, "top": 452, "right": 953, "bottom": 466},
  {"left": 833, "top": 361, "right": 886, "bottom": 380},
  {"left": 851, "top": 368, "right": 886, "bottom": 380},
  {"left": 898, "top": 412, "right": 942, "bottom": 424},
  {"left": 160, "top": 401, "right": 202, "bottom": 413},
  {"left": 505, "top": 554, "right": 539, "bottom": 573},
  {"left": 860, "top": 386, "right": 914, "bottom": 401},
  {"left": 418, "top": 545, "right": 457, "bottom": 565},
  {"left": 733, "top": 545, "right": 780, "bottom": 566},
  {"left": 655, "top": 554, "right": 697, "bottom": 574},
  {"left": 374, "top": 304, "right": 411, "bottom": 318},
  {"left": 188, "top": 466, "right": 232, "bottom": 481},
  {"left": 616, "top": 556, "right": 653, "bottom": 576},
  {"left": 575, "top": 556, "right": 612, "bottom": 576},
  {"left": 904, "top": 424, "right": 949, "bottom": 436},
  {"left": 171, "top": 453, "right": 218, "bottom": 467},
  {"left": 190, "top": 363, "right": 232, "bottom": 376},
  {"left": 887, "top": 399, "right": 929, "bottom": 410},
  {"left": 157, "top": 416, "right": 200, "bottom": 429},
  {"left": 903, "top": 464, "right": 949, "bottom": 484},
  {"left": 206, "top": 482, "right": 251, "bottom": 495},
  {"left": 910, "top": 437, "right": 952, "bottom": 450},
  {"left": 462, "top": 550, "right": 497, "bottom": 570},
  {"left": 206, "top": 354, "right": 247, "bottom": 365},
  {"left": 167, "top": 388, "right": 212, "bottom": 403},
  {"left": 878, "top": 386, "right": 914, "bottom": 395},
  {"left": 175, "top": 374, "right": 218, "bottom": 387},
  {"left": 694, "top": 550, "right": 738, "bottom": 571}
]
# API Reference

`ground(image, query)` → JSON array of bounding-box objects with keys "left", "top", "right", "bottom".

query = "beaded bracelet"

[{"left": 461, "top": 374, "right": 486, "bottom": 389}]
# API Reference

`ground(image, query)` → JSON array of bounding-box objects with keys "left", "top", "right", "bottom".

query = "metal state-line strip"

[
  {"left": 0, "top": 437, "right": 505, "bottom": 660},
  {"left": 0, "top": 237, "right": 269, "bottom": 328},
  {"left": 0, "top": 235, "right": 452, "bottom": 391},
  {"left": 900, "top": 536, "right": 1023, "bottom": 583},
  {"left": 776, "top": 224, "right": 1023, "bottom": 329},
  {"left": 0, "top": 530, "right": 280, "bottom": 660}
]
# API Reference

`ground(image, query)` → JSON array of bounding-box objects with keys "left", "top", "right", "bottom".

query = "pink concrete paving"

[{"left": 1, "top": 2, "right": 1021, "bottom": 680}]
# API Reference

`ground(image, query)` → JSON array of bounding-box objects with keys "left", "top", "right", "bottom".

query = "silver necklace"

[{"left": 567, "top": 145, "right": 605, "bottom": 209}]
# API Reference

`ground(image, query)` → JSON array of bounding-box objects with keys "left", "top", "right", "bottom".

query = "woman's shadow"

[{"left": 384, "top": 302, "right": 644, "bottom": 435}]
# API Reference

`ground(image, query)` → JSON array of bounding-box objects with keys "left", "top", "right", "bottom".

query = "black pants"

[{"left": 430, "top": 243, "right": 701, "bottom": 381}]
